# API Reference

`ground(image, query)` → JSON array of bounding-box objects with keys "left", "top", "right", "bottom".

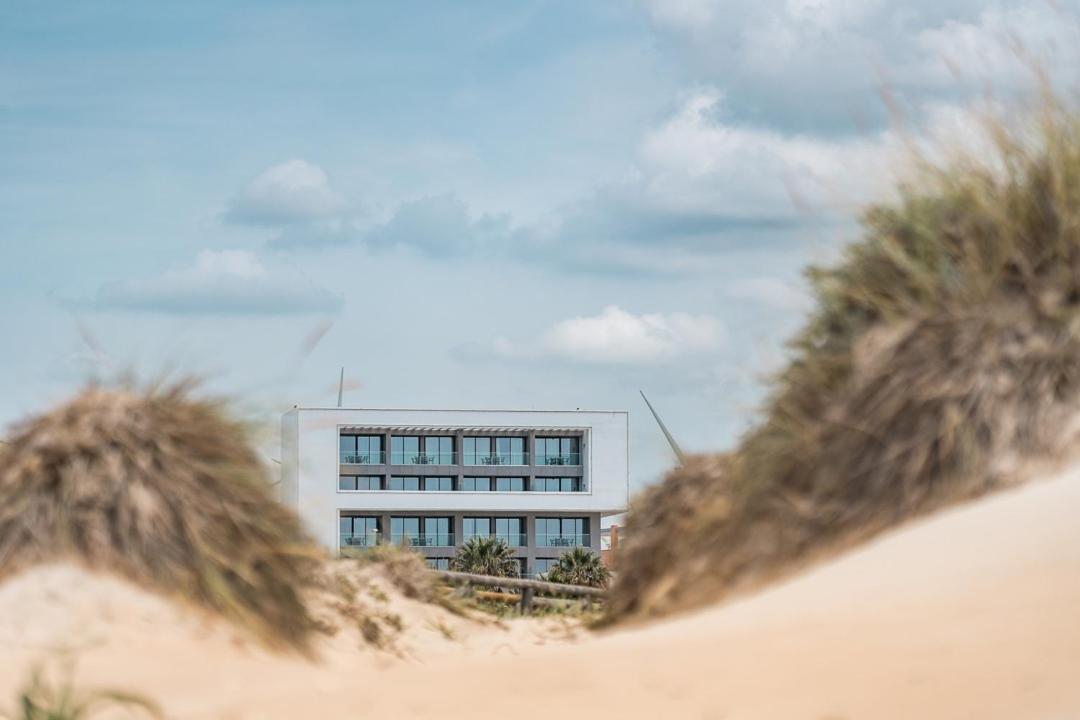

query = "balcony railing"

[
  {"left": 390, "top": 451, "right": 458, "bottom": 465},
  {"left": 340, "top": 450, "right": 385, "bottom": 465},
  {"left": 536, "top": 533, "right": 591, "bottom": 548},
  {"left": 340, "top": 533, "right": 380, "bottom": 548},
  {"left": 393, "top": 533, "right": 455, "bottom": 548},
  {"left": 463, "top": 533, "right": 528, "bottom": 547},
  {"left": 464, "top": 452, "right": 529, "bottom": 466},
  {"left": 535, "top": 452, "right": 582, "bottom": 466}
]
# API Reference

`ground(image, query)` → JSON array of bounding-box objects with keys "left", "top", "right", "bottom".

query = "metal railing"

[
  {"left": 340, "top": 533, "right": 380, "bottom": 548},
  {"left": 536, "top": 533, "right": 591, "bottom": 548},
  {"left": 535, "top": 452, "right": 582, "bottom": 466},
  {"left": 462, "top": 533, "right": 528, "bottom": 547},
  {"left": 464, "top": 452, "right": 529, "bottom": 466},
  {"left": 393, "top": 533, "right": 455, "bottom": 547},
  {"left": 390, "top": 451, "right": 458, "bottom": 465},
  {"left": 340, "top": 450, "right": 386, "bottom": 464}
]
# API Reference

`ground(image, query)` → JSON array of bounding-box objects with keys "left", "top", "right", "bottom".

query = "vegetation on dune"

[
  {"left": 4, "top": 663, "right": 162, "bottom": 720},
  {"left": 450, "top": 537, "right": 520, "bottom": 577},
  {"left": 545, "top": 548, "right": 611, "bottom": 589},
  {"left": 0, "top": 382, "right": 320, "bottom": 650},
  {"left": 611, "top": 94, "right": 1080, "bottom": 620}
]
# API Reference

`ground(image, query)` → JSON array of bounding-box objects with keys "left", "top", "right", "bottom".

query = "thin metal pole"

[{"left": 639, "top": 390, "right": 686, "bottom": 465}]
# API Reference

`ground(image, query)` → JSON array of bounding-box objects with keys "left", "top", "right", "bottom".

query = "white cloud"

[
  {"left": 226, "top": 159, "right": 344, "bottom": 226},
  {"left": 93, "top": 249, "right": 343, "bottom": 315},
  {"left": 533, "top": 305, "right": 724, "bottom": 364}
]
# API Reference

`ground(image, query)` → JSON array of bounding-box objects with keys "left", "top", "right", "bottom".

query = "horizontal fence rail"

[{"left": 431, "top": 569, "right": 605, "bottom": 598}]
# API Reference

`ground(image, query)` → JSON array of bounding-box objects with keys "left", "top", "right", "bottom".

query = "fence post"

[{"left": 520, "top": 586, "right": 534, "bottom": 615}]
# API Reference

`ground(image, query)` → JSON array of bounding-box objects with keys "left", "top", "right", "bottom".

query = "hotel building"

[{"left": 280, "top": 407, "right": 629, "bottom": 576}]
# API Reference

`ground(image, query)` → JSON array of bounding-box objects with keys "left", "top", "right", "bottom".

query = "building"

[{"left": 280, "top": 406, "right": 629, "bottom": 577}]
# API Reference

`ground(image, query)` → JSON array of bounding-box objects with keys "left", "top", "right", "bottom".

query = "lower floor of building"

[{"left": 338, "top": 510, "right": 603, "bottom": 578}]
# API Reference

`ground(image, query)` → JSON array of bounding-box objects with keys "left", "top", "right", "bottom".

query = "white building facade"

[{"left": 280, "top": 407, "right": 629, "bottom": 576}]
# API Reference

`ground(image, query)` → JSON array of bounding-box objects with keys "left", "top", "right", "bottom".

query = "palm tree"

[
  {"left": 450, "top": 536, "right": 520, "bottom": 577},
  {"left": 545, "top": 548, "right": 610, "bottom": 588}
]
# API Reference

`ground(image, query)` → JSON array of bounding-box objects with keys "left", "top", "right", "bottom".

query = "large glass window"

[
  {"left": 462, "top": 476, "right": 492, "bottom": 491},
  {"left": 390, "top": 436, "right": 421, "bottom": 464},
  {"left": 340, "top": 434, "right": 383, "bottom": 464},
  {"left": 388, "top": 476, "right": 420, "bottom": 491},
  {"left": 462, "top": 437, "right": 492, "bottom": 465},
  {"left": 462, "top": 517, "right": 492, "bottom": 540},
  {"left": 425, "top": 558, "right": 450, "bottom": 571},
  {"left": 390, "top": 516, "right": 420, "bottom": 544},
  {"left": 339, "top": 475, "right": 382, "bottom": 491},
  {"left": 495, "top": 476, "right": 525, "bottom": 492},
  {"left": 532, "top": 558, "right": 558, "bottom": 577},
  {"left": 495, "top": 517, "right": 525, "bottom": 547},
  {"left": 533, "top": 477, "right": 582, "bottom": 492},
  {"left": 391, "top": 517, "right": 452, "bottom": 546},
  {"left": 535, "top": 437, "right": 580, "bottom": 466},
  {"left": 424, "top": 436, "right": 454, "bottom": 464},
  {"left": 536, "top": 517, "right": 588, "bottom": 547},
  {"left": 496, "top": 437, "right": 526, "bottom": 465},
  {"left": 423, "top": 476, "right": 453, "bottom": 491},
  {"left": 340, "top": 516, "right": 379, "bottom": 548}
]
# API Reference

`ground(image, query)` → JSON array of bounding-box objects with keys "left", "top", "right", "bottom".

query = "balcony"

[
  {"left": 340, "top": 451, "right": 385, "bottom": 465},
  {"left": 464, "top": 533, "right": 527, "bottom": 547},
  {"left": 394, "top": 533, "right": 455, "bottom": 548},
  {"left": 536, "top": 533, "right": 591, "bottom": 548},
  {"left": 390, "top": 451, "right": 458, "bottom": 465},
  {"left": 536, "top": 452, "right": 581, "bottom": 466},
  {"left": 464, "top": 452, "right": 529, "bottom": 466},
  {"left": 340, "top": 533, "right": 380, "bottom": 549}
]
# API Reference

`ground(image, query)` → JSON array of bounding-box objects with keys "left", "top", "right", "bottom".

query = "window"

[
  {"left": 388, "top": 476, "right": 420, "bottom": 491},
  {"left": 536, "top": 437, "right": 580, "bottom": 465},
  {"left": 339, "top": 475, "right": 382, "bottom": 491},
  {"left": 392, "top": 516, "right": 453, "bottom": 546},
  {"left": 390, "top": 436, "right": 420, "bottom": 464},
  {"left": 340, "top": 516, "right": 379, "bottom": 548},
  {"left": 390, "top": 516, "right": 420, "bottom": 544},
  {"left": 462, "top": 517, "right": 492, "bottom": 540},
  {"left": 424, "top": 436, "right": 454, "bottom": 464},
  {"left": 495, "top": 476, "right": 525, "bottom": 492},
  {"left": 532, "top": 558, "right": 558, "bottom": 577},
  {"left": 425, "top": 558, "right": 450, "bottom": 571},
  {"left": 496, "top": 437, "right": 526, "bottom": 465},
  {"left": 494, "top": 517, "right": 524, "bottom": 547},
  {"left": 536, "top": 517, "right": 588, "bottom": 547},
  {"left": 462, "top": 476, "right": 492, "bottom": 491},
  {"left": 340, "top": 434, "right": 383, "bottom": 464},
  {"left": 533, "top": 477, "right": 582, "bottom": 492},
  {"left": 423, "top": 476, "right": 453, "bottom": 491},
  {"left": 464, "top": 517, "right": 524, "bottom": 546},
  {"left": 462, "top": 437, "right": 492, "bottom": 465}
]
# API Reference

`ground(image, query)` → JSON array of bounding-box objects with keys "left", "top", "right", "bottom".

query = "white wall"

[{"left": 283, "top": 407, "right": 629, "bottom": 550}]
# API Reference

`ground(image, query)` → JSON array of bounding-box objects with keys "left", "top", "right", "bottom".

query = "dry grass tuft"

[
  {"left": 0, "top": 382, "right": 321, "bottom": 650},
  {"left": 610, "top": 93, "right": 1080, "bottom": 621}
]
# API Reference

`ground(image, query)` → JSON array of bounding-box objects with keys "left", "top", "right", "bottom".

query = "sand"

[{"left": 2, "top": 462, "right": 1079, "bottom": 719}]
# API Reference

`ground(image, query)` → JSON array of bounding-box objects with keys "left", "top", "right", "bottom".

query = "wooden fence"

[{"left": 431, "top": 570, "right": 605, "bottom": 614}]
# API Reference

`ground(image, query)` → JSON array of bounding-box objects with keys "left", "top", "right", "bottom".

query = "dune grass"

[
  {"left": 610, "top": 93, "right": 1080, "bottom": 620},
  {"left": 0, "top": 381, "right": 321, "bottom": 650}
]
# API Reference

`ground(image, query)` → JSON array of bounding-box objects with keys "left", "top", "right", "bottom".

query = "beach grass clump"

[
  {"left": 610, "top": 95, "right": 1080, "bottom": 620},
  {"left": 0, "top": 382, "right": 320, "bottom": 650}
]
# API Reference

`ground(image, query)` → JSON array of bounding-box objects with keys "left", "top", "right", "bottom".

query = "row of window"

[
  {"left": 339, "top": 515, "right": 590, "bottom": 549},
  {"left": 339, "top": 434, "right": 582, "bottom": 466},
  {"left": 338, "top": 475, "right": 583, "bottom": 492}
]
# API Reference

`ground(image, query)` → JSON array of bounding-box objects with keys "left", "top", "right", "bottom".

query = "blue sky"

[{"left": 2, "top": 0, "right": 1078, "bottom": 490}]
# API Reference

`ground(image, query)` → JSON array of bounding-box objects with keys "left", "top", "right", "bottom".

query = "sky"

[{"left": 2, "top": 0, "right": 1079, "bottom": 491}]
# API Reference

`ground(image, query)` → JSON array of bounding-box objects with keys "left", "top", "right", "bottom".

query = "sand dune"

[{"left": 2, "top": 463, "right": 1079, "bottom": 719}]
